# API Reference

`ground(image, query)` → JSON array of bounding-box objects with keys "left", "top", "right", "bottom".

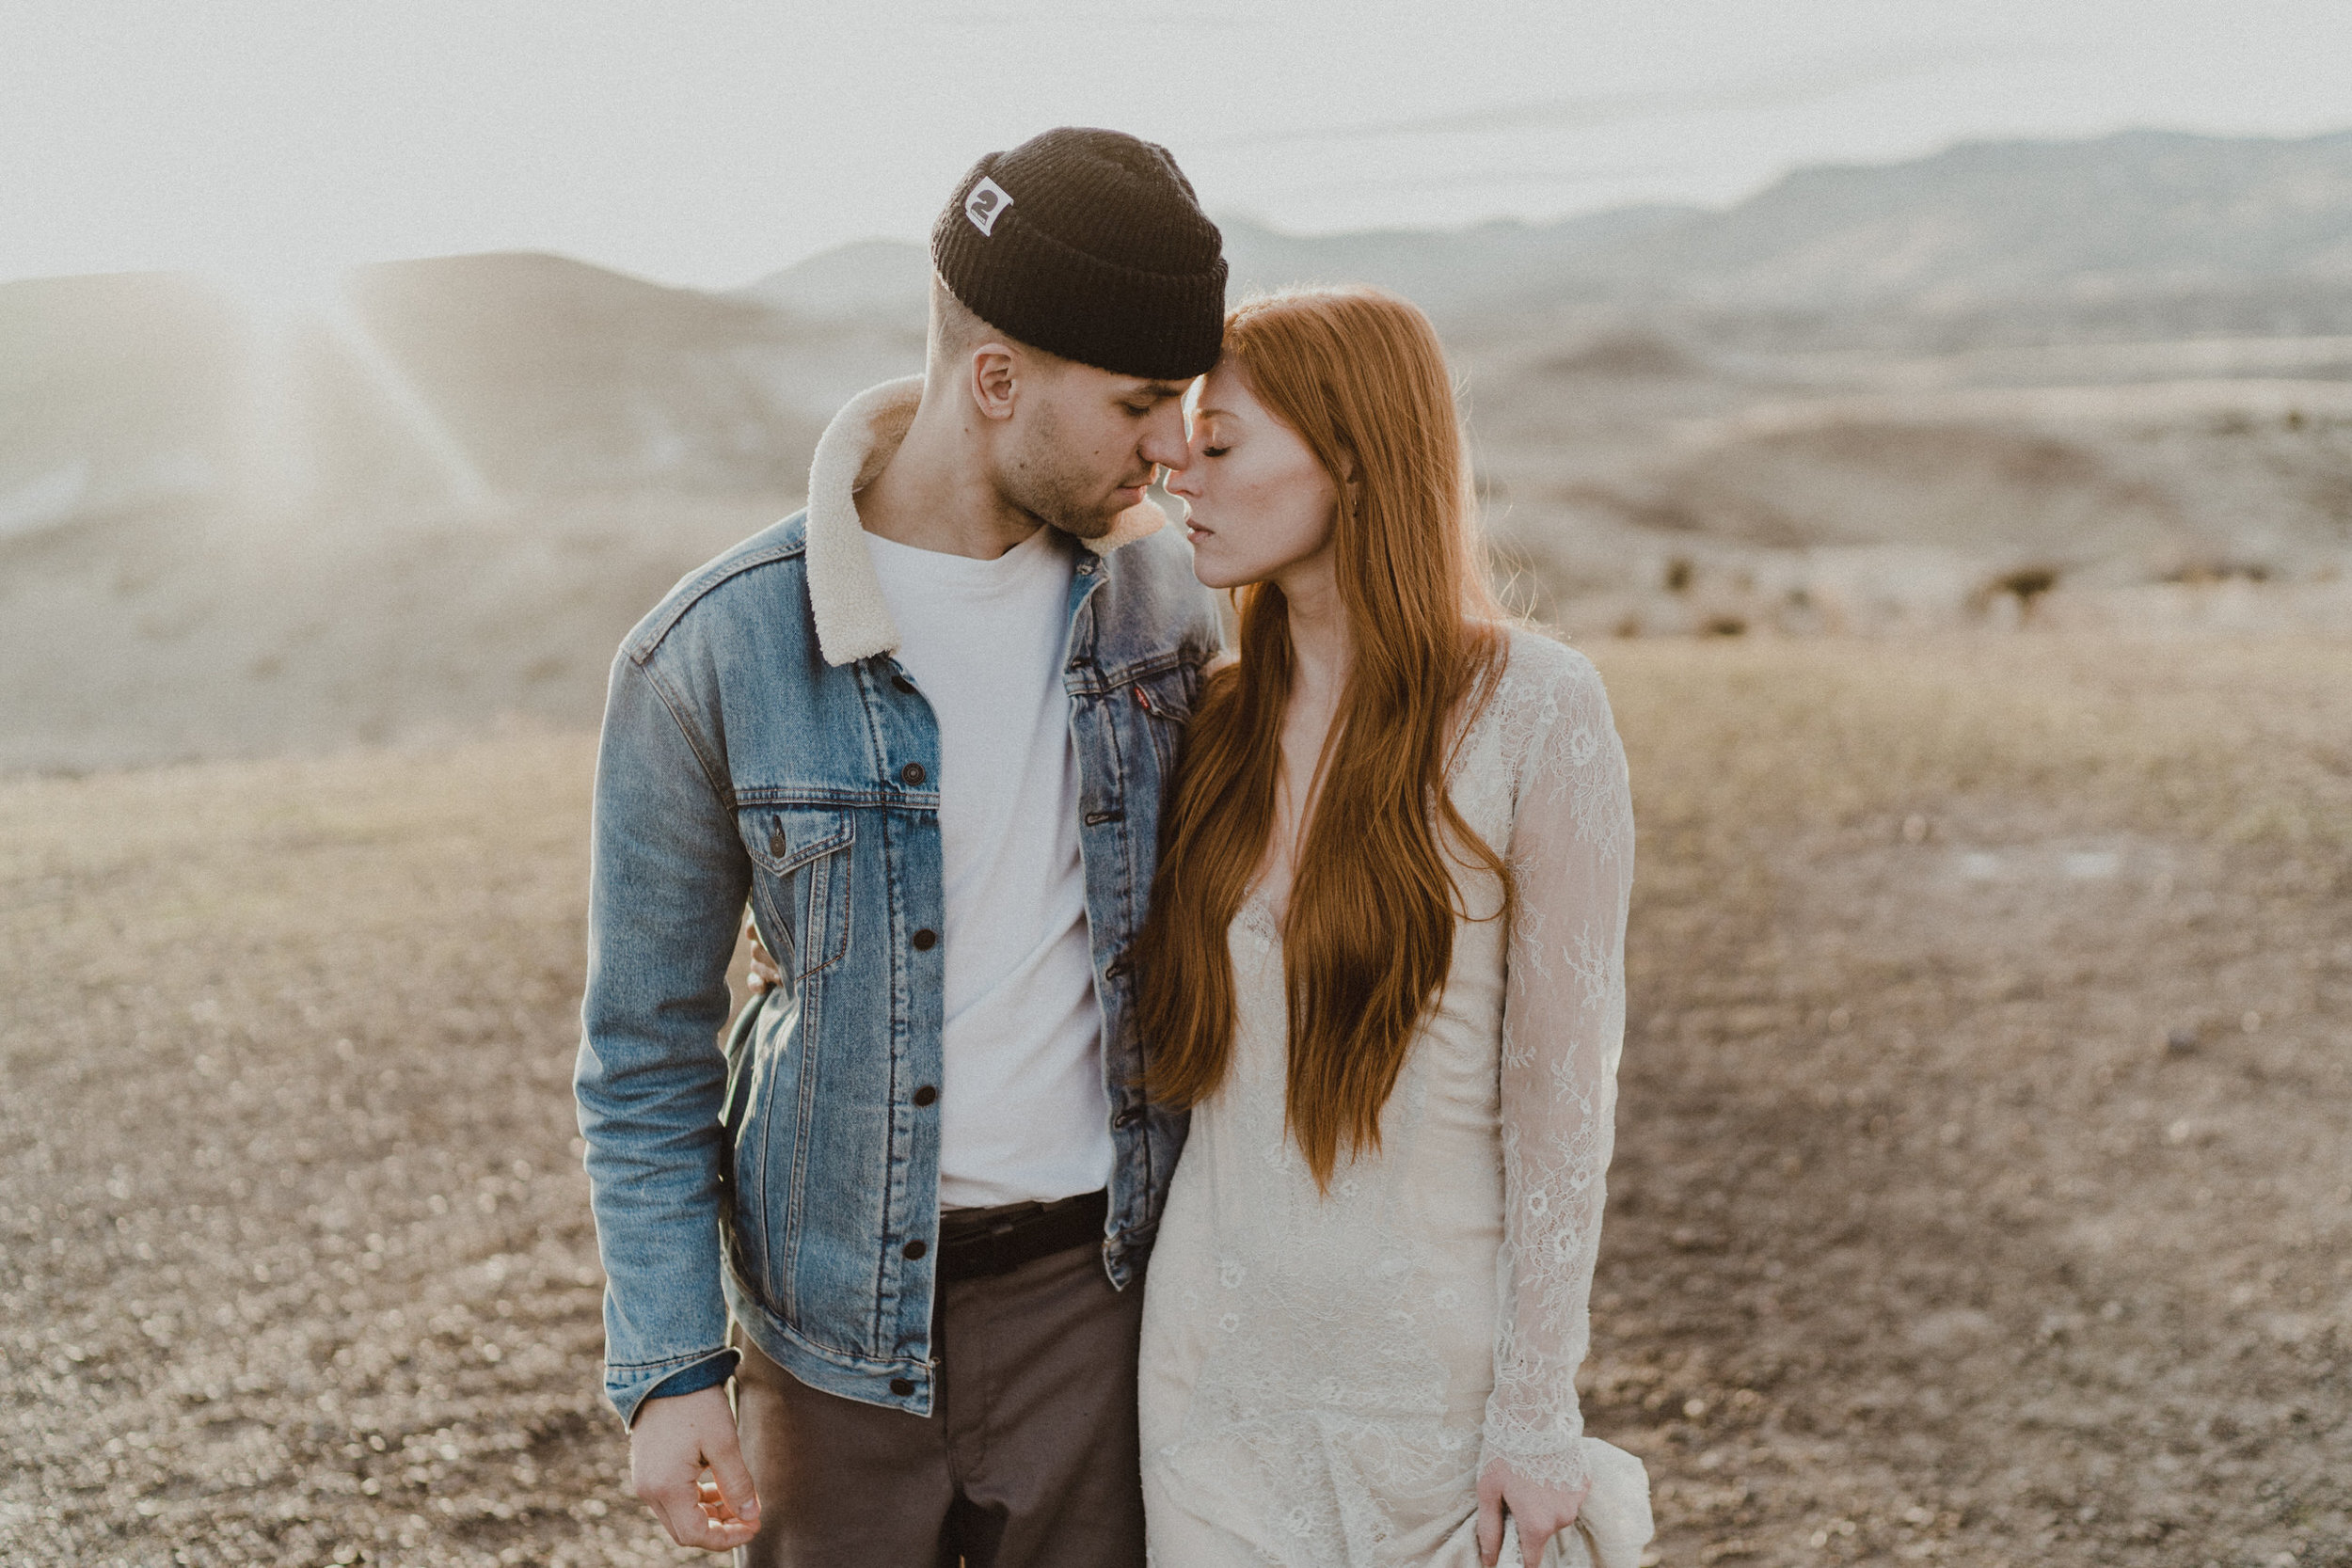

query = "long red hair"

[{"left": 1136, "top": 286, "right": 1509, "bottom": 1189}]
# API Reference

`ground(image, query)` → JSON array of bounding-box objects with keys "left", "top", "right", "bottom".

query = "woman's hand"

[
  {"left": 1476, "top": 1456, "right": 1590, "bottom": 1568},
  {"left": 741, "top": 911, "right": 783, "bottom": 994}
]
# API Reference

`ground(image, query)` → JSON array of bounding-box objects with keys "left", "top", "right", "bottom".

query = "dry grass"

[
  {"left": 2, "top": 633, "right": 2348, "bottom": 1566},
  {"left": 1585, "top": 632, "right": 2352, "bottom": 1568},
  {"left": 0, "top": 730, "right": 665, "bottom": 1566}
]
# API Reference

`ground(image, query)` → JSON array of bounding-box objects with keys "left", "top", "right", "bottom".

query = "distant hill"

[
  {"left": 16, "top": 126, "right": 2344, "bottom": 549},
  {"left": 738, "top": 238, "right": 936, "bottom": 333},
  {"left": 0, "top": 272, "right": 245, "bottom": 542},
  {"left": 742, "top": 128, "right": 2352, "bottom": 346},
  {"left": 341, "top": 253, "right": 829, "bottom": 497},
  {"left": 0, "top": 253, "right": 920, "bottom": 770},
  {"left": 7, "top": 125, "right": 2352, "bottom": 770},
  {"left": 735, "top": 204, "right": 1702, "bottom": 325},
  {"left": 0, "top": 253, "right": 905, "bottom": 543},
  {"left": 1608, "top": 128, "right": 2352, "bottom": 308},
  {"left": 1582, "top": 128, "right": 2352, "bottom": 345}
]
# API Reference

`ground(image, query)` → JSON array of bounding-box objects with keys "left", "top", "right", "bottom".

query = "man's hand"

[
  {"left": 630, "top": 1386, "right": 761, "bottom": 1552},
  {"left": 1476, "top": 1456, "right": 1589, "bottom": 1567},
  {"left": 741, "top": 911, "right": 784, "bottom": 995}
]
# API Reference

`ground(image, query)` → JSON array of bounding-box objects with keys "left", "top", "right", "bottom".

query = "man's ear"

[{"left": 968, "top": 344, "right": 1020, "bottom": 422}]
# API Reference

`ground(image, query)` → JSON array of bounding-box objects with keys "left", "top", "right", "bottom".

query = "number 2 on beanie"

[{"left": 964, "top": 178, "right": 1012, "bottom": 236}]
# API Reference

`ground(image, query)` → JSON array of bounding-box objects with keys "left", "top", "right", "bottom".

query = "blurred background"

[{"left": 2, "top": 4, "right": 2347, "bottom": 1566}]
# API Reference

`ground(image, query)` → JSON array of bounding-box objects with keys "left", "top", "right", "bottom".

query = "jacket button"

[
  {"left": 900, "top": 762, "right": 927, "bottom": 785},
  {"left": 768, "top": 829, "right": 786, "bottom": 857},
  {"left": 912, "top": 928, "right": 938, "bottom": 952},
  {"left": 891, "top": 673, "right": 917, "bottom": 694},
  {"left": 913, "top": 1085, "right": 938, "bottom": 1107},
  {"left": 1114, "top": 1106, "right": 1145, "bottom": 1129},
  {"left": 903, "top": 1239, "right": 927, "bottom": 1259},
  {"left": 889, "top": 1377, "right": 915, "bottom": 1397}
]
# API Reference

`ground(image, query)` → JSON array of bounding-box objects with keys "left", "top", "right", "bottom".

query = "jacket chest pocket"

[
  {"left": 1130, "top": 665, "right": 1199, "bottom": 780},
  {"left": 739, "top": 807, "right": 855, "bottom": 982}
]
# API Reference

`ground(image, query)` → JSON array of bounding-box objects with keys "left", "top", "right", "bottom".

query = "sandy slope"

[{"left": 1, "top": 633, "right": 2347, "bottom": 1567}]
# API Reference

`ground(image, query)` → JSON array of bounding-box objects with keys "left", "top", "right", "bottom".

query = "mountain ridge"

[
  {"left": 741, "top": 126, "right": 2352, "bottom": 341},
  {"left": 8, "top": 123, "right": 2352, "bottom": 769}
]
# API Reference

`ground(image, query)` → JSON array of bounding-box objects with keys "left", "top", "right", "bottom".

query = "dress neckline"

[{"left": 1233, "top": 879, "right": 1283, "bottom": 951}]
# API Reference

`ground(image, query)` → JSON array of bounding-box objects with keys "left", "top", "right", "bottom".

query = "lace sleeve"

[{"left": 1479, "top": 647, "right": 1635, "bottom": 1494}]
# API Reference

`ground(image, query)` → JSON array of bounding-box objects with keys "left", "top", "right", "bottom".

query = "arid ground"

[{"left": 3, "top": 632, "right": 2347, "bottom": 1567}]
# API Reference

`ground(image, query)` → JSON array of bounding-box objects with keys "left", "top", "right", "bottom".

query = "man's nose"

[{"left": 1137, "top": 404, "right": 1190, "bottom": 471}]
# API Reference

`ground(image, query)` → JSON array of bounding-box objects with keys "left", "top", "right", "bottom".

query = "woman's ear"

[{"left": 1331, "top": 445, "right": 1361, "bottom": 513}]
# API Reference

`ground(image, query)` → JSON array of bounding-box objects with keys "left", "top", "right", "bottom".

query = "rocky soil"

[{"left": 2, "top": 633, "right": 2347, "bottom": 1566}]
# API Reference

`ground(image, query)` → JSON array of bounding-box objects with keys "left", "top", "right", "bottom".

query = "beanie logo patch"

[{"left": 963, "top": 178, "right": 1012, "bottom": 236}]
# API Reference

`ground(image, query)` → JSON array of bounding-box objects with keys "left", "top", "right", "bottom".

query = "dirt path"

[{"left": 3, "top": 635, "right": 2346, "bottom": 1567}]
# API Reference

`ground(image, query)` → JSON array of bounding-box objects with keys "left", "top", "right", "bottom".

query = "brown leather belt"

[{"left": 935, "top": 1188, "right": 1108, "bottom": 1282}]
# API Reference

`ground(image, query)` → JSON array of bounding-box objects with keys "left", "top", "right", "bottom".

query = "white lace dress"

[{"left": 1138, "top": 630, "right": 1637, "bottom": 1568}]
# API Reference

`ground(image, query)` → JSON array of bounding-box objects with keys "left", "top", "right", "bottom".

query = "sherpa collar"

[{"left": 803, "top": 375, "right": 1172, "bottom": 667}]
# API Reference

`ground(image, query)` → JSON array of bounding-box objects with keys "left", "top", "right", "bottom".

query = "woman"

[{"left": 1135, "top": 286, "right": 1645, "bottom": 1568}]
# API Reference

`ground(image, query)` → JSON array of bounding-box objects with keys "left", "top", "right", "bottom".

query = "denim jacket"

[{"left": 576, "top": 377, "right": 1222, "bottom": 1426}]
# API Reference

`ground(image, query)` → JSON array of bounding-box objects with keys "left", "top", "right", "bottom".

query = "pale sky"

[{"left": 6, "top": 0, "right": 2351, "bottom": 293}]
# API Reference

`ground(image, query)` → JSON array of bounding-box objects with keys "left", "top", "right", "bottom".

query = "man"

[{"left": 574, "top": 128, "right": 1227, "bottom": 1565}]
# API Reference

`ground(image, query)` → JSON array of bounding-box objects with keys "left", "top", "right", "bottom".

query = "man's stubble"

[{"left": 996, "top": 398, "right": 1128, "bottom": 543}]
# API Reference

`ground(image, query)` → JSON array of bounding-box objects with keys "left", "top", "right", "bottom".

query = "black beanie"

[{"left": 930, "top": 127, "right": 1228, "bottom": 380}]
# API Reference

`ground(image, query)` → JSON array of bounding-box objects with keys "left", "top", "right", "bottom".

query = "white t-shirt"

[{"left": 863, "top": 525, "right": 1114, "bottom": 1209}]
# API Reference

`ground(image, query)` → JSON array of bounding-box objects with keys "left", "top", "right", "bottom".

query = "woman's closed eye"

[{"left": 1200, "top": 445, "right": 1230, "bottom": 458}]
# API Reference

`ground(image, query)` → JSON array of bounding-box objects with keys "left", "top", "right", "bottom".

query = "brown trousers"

[{"left": 730, "top": 1241, "right": 1146, "bottom": 1567}]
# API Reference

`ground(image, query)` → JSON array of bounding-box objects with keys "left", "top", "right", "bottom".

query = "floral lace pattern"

[
  {"left": 1139, "top": 630, "right": 1636, "bottom": 1565},
  {"left": 1478, "top": 633, "right": 1635, "bottom": 1496}
]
